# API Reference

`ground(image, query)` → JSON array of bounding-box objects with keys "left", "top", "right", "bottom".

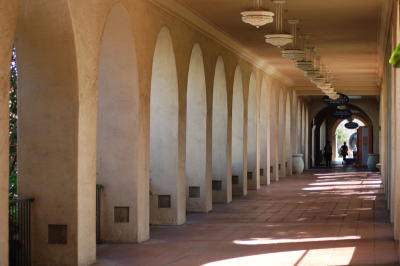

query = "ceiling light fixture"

[
  {"left": 305, "top": 55, "right": 321, "bottom": 79},
  {"left": 265, "top": 0, "right": 293, "bottom": 47},
  {"left": 241, "top": 0, "right": 274, "bottom": 28},
  {"left": 282, "top": 20, "right": 305, "bottom": 61},
  {"left": 296, "top": 46, "right": 314, "bottom": 71}
]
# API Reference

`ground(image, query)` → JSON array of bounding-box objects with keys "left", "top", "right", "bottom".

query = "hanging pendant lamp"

[
  {"left": 265, "top": 0, "right": 293, "bottom": 47},
  {"left": 305, "top": 55, "right": 321, "bottom": 79},
  {"left": 282, "top": 20, "right": 305, "bottom": 61},
  {"left": 296, "top": 45, "right": 314, "bottom": 71},
  {"left": 241, "top": 0, "right": 274, "bottom": 28}
]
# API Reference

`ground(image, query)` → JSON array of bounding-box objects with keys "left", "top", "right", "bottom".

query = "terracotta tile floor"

[{"left": 96, "top": 169, "right": 399, "bottom": 266}]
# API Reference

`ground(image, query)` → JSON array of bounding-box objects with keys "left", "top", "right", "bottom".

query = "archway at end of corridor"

[
  {"left": 311, "top": 103, "right": 374, "bottom": 168},
  {"left": 332, "top": 118, "right": 366, "bottom": 161}
]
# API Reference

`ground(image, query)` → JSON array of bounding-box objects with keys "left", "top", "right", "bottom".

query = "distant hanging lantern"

[{"left": 345, "top": 121, "right": 359, "bottom": 129}]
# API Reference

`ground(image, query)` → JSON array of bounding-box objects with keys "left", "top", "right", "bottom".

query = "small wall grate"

[
  {"left": 232, "top": 175, "right": 239, "bottom": 185},
  {"left": 247, "top": 172, "right": 253, "bottom": 180},
  {"left": 212, "top": 180, "right": 222, "bottom": 191},
  {"left": 189, "top": 186, "right": 201, "bottom": 198},
  {"left": 48, "top": 225, "right": 68, "bottom": 245},
  {"left": 260, "top": 168, "right": 264, "bottom": 176},
  {"left": 158, "top": 195, "right": 171, "bottom": 208},
  {"left": 114, "top": 207, "right": 130, "bottom": 223}
]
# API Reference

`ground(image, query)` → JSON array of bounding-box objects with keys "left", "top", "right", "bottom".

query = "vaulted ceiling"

[{"left": 175, "top": 0, "right": 383, "bottom": 96}]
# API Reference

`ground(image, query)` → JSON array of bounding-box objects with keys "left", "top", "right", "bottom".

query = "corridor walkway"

[{"left": 96, "top": 170, "right": 398, "bottom": 266}]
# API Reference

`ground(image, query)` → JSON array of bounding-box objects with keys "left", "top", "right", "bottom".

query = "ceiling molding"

[{"left": 150, "top": 0, "right": 294, "bottom": 87}]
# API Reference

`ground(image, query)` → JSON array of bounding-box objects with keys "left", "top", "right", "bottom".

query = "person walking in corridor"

[
  {"left": 340, "top": 142, "right": 349, "bottom": 165},
  {"left": 324, "top": 141, "right": 333, "bottom": 167}
]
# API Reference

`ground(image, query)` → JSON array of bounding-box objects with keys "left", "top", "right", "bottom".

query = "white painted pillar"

[
  {"left": 260, "top": 78, "right": 270, "bottom": 185},
  {"left": 96, "top": 4, "right": 148, "bottom": 243},
  {"left": 247, "top": 73, "right": 260, "bottom": 189},
  {"left": 212, "top": 57, "right": 231, "bottom": 203},
  {"left": 304, "top": 105, "right": 310, "bottom": 169},
  {"left": 232, "top": 66, "right": 246, "bottom": 195},
  {"left": 186, "top": 44, "right": 211, "bottom": 212}
]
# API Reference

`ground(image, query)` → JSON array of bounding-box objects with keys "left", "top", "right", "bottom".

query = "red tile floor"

[{"left": 95, "top": 169, "right": 399, "bottom": 266}]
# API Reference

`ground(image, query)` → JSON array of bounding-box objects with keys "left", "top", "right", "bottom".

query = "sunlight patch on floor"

[
  {"left": 233, "top": 236, "right": 361, "bottom": 245},
  {"left": 302, "top": 184, "right": 381, "bottom": 191},
  {"left": 202, "top": 250, "right": 307, "bottom": 266},
  {"left": 202, "top": 247, "right": 356, "bottom": 266}
]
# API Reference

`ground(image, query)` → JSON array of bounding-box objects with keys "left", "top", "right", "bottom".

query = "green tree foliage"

[
  {"left": 389, "top": 44, "right": 400, "bottom": 68},
  {"left": 9, "top": 48, "right": 17, "bottom": 200}
]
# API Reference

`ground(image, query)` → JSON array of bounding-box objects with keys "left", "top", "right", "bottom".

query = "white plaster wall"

[
  {"left": 212, "top": 57, "right": 231, "bottom": 203},
  {"left": 260, "top": 78, "right": 270, "bottom": 185},
  {"left": 186, "top": 44, "right": 210, "bottom": 212},
  {"left": 304, "top": 105, "right": 310, "bottom": 169},
  {"left": 278, "top": 89, "right": 286, "bottom": 177},
  {"left": 285, "top": 93, "right": 293, "bottom": 175},
  {"left": 232, "top": 66, "right": 246, "bottom": 196},
  {"left": 150, "top": 27, "right": 184, "bottom": 225},
  {"left": 247, "top": 73, "right": 259, "bottom": 189},
  {"left": 96, "top": 4, "right": 144, "bottom": 242},
  {"left": 269, "top": 83, "right": 280, "bottom": 181}
]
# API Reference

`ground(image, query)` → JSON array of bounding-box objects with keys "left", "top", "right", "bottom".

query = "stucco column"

[
  {"left": 260, "top": 79, "right": 270, "bottom": 185},
  {"left": 270, "top": 86, "right": 279, "bottom": 181},
  {"left": 16, "top": 1, "right": 96, "bottom": 265},
  {"left": 0, "top": 2, "right": 19, "bottom": 265},
  {"left": 247, "top": 74, "right": 260, "bottom": 190},
  {"left": 96, "top": 3, "right": 149, "bottom": 243},
  {"left": 304, "top": 106, "right": 310, "bottom": 169}
]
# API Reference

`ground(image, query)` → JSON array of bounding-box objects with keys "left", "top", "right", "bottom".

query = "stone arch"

[
  {"left": 96, "top": 3, "right": 145, "bottom": 242},
  {"left": 232, "top": 66, "right": 246, "bottom": 196},
  {"left": 212, "top": 56, "right": 231, "bottom": 203},
  {"left": 247, "top": 73, "right": 259, "bottom": 189},
  {"left": 277, "top": 89, "right": 286, "bottom": 177},
  {"left": 186, "top": 43, "right": 210, "bottom": 212},
  {"left": 331, "top": 117, "right": 366, "bottom": 160},
  {"left": 259, "top": 77, "right": 270, "bottom": 185},
  {"left": 285, "top": 91, "right": 292, "bottom": 175},
  {"left": 312, "top": 104, "right": 374, "bottom": 164},
  {"left": 150, "top": 27, "right": 184, "bottom": 225},
  {"left": 269, "top": 83, "right": 280, "bottom": 182}
]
